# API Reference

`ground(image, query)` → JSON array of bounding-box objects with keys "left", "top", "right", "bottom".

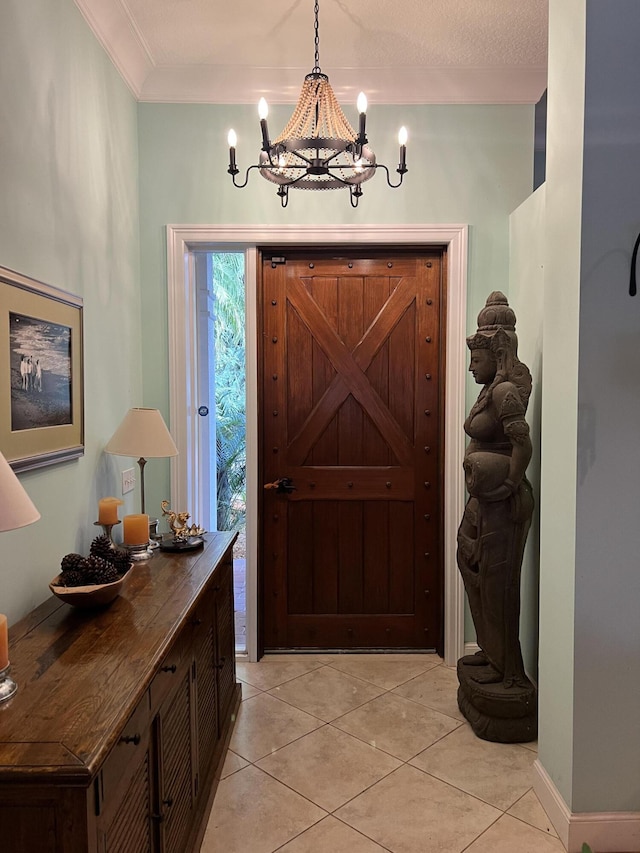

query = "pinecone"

[
  {"left": 110, "top": 550, "right": 132, "bottom": 576},
  {"left": 81, "top": 556, "right": 119, "bottom": 585},
  {"left": 90, "top": 535, "right": 115, "bottom": 562},
  {"left": 61, "top": 553, "right": 85, "bottom": 573},
  {"left": 58, "top": 569, "right": 86, "bottom": 588}
]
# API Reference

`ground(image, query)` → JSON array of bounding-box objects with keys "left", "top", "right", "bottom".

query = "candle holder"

[
  {"left": 93, "top": 520, "right": 121, "bottom": 547},
  {"left": 124, "top": 542, "right": 153, "bottom": 562},
  {"left": 0, "top": 664, "right": 17, "bottom": 704},
  {"left": 148, "top": 518, "right": 161, "bottom": 550}
]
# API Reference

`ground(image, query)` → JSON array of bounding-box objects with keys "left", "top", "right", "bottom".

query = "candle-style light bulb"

[
  {"left": 357, "top": 91, "right": 368, "bottom": 145},
  {"left": 398, "top": 126, "right": 408, "bottom": 173},
  {"left": 228, "top": 128, "right": 238, "bottom": 173},
  {"left": 258, "top": 98, "right": 271, "bottom": 151}
]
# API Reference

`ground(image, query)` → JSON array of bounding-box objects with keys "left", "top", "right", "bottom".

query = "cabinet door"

[
  {"left": 156, "top": 667, "right": 194, "bottom": 853},
  {"left": 99, "top": 747, "right": 154, "bottom": 853},
  {"left": 98, "top": 696, "right": 154, "bottom": 853},
  {"left": 194, "top": 614, "right": 218, "bottom": 787},
  {"left": 214, "top": 560, "right": 236, "bottom": 728}
]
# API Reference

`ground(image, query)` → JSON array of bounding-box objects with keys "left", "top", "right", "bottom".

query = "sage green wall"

[
  {"left": 537, "top": 0, "right": 585, "bottom": 807},
  {"left": 137, "top": 102, "right": 536, "bottom": 560},
  {"left": 0, "top": 0, "right": 142, "bottom": 624},
  {"left": 509, "top": 186, "right": 545, "bottom": 683}
]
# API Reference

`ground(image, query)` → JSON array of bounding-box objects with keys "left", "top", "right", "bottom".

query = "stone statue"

[{"left": 456, "top": 291, "right": 536, "bottom": 743}]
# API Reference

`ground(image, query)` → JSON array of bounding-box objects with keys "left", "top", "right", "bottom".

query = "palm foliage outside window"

[{"left": 211, "top": 253, "right": 246, "bottom": 532}]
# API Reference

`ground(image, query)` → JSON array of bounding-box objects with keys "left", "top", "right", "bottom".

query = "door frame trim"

[{"left": 167, "top": 223, "right": 467, "bottom": 665}]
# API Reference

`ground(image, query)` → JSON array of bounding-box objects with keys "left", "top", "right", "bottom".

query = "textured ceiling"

[{"left": 74, "top": 0, "right": 548, "bottom": 104}]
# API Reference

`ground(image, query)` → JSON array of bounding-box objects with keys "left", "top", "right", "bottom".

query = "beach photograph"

[{"left": 9, "top": 311, "right": 73, "bottom": 431}]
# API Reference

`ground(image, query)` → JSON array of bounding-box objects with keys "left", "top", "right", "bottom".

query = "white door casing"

[{"left": 166, "top": 224, "right": 468, "bottom": 664}]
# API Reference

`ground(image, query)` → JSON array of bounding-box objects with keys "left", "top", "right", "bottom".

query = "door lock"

[{"left": 264, "top": 477, "right": 296, "bottom": 494}]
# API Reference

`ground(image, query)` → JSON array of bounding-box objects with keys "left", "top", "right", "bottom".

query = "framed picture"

[{"left": 0, "top": 265, "right": 84, "bottom": 472}]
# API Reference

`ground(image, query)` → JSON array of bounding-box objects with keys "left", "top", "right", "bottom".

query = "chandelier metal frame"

[{"left": 227, "top": 0, "right": 408, "bottom": 207}]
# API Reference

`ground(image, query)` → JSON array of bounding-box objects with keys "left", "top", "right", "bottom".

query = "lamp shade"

[
  {"left": 0, "top": 451, "right": 40, "bottom": 532},
  {"left": 104, "top": 408, "right": 178, "bottom": 459}
]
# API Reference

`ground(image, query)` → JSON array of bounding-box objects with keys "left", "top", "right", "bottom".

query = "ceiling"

[{"left": 73, "top": 0, "right": 548, "bottom": 105}]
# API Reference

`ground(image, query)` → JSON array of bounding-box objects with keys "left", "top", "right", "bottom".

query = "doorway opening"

[{"left": 199, "top": 251, "right": 247, "bottom": 653}]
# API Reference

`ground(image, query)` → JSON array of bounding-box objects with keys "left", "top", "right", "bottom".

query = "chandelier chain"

[{"left": 313, "top": 0, "right": 320, "bottom": 73}]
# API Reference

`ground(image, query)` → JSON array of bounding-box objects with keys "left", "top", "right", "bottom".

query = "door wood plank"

[
  {"left": 286, "top": 278, "right": 414, "bottom": 466},
  {"left": 338, "top": 502, "right": 364, "bottom": 614}
]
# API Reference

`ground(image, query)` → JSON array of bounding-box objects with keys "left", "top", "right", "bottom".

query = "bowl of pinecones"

[{"left": 50, "top": 535, "right": 133, "bottom": 607}]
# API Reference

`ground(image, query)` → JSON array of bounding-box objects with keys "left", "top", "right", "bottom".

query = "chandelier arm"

[
  {"left": 376, "top": 162, "right": 408, "bottom": 189},
  {"left": 229, "top": 164, "right": 263, "bottom": 189}
]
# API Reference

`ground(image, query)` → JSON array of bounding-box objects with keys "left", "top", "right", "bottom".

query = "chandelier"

[{"left": 227, "top": 0, "right": 408, "bottom": 208}]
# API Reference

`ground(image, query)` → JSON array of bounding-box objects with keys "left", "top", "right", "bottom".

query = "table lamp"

[
  {"left": 0, "top": 450, "right": 40, "bottom": 702},
  {"left": 104, "top": 408, "right": 178, "bottom": 554}
]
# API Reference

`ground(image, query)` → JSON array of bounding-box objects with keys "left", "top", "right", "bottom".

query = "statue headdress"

[{"left": 467, "top": 291, "right": 531, "bottom": 411}]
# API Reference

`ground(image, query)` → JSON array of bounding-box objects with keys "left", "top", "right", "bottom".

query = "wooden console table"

[{"left": 0, "top": 532, "right": 240, "bottom": 852}]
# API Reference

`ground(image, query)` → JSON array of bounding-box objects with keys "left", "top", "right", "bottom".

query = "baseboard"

[{"left": 533, "top": 759, "right": 640, "bottom": 852}]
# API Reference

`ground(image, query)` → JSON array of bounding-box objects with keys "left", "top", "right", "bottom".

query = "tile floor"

[{"left": 201, "top": 654, "right": 564, "bottom": 853}]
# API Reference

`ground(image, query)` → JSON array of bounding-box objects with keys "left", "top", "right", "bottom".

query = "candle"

[
  {"left": 0, "top": 615, "right": 8, "bottom": 670},
  {"left": 123, "top": 514, "right": 149, "bottom": 545},
  {"left": 258, "top": 98, "right": 271, "bottom": 151},
  {"left": 357, "top": 92, "right": 367, "bottom": 144},
  {"left": 228, "top": 129, "right": 237, "bottom": 173},
  {"left": 398, "top": 126, "right": 408, "bottom": 173},
  {"left": 98, "top": 497, "right": 124, "bottom": 525}
]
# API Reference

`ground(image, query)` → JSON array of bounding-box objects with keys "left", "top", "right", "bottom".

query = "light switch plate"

[{"left": 122, "top": 468, "right": 135, "bottom": 494}]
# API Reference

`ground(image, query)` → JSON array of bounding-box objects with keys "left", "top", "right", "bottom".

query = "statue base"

[{"left": 457, "top": 659, "right": 537, "bottom": 743}]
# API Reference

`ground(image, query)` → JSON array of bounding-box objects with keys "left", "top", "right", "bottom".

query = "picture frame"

[{"left": 0, "top": 265, "right": 84, "bottom": 472}]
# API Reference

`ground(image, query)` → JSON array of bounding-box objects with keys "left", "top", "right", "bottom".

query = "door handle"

[{"left": 264, "top": 477, "right": 296, "bottom": 494}]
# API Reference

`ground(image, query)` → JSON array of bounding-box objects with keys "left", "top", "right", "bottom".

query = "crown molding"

[
  {"left": 139, "top": 65, "right": 547, "bottom": 105},
  {"left": 74, "top": 0, "right": 153, "bottom": 98}
]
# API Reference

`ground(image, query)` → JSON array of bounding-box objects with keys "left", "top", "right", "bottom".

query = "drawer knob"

[
  {"left": 161, "top": 664, "right": 177, "bottom": 673},
  {"left": 191, "top": 617, "right": 203, "bottom": 626},
  {"left": 120, "top": 734, "right": 141, "bottom": 746},
  {"left": 215, "top": 656, "right": 226, "bottom": 670}
]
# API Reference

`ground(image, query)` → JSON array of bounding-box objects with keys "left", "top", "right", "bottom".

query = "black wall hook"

[{"left": 629, "top": 230, "right": 640, "bottom": 296}]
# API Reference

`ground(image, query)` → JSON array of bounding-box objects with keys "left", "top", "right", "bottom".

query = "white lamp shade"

[
  {"left": 0, "top": 452, "right": 40, "bottom": 532},
  {"left": 104, "top": 408, "right": 178, "bottom": 459}
]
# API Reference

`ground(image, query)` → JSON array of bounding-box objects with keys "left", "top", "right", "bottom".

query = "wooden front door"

[{"left": 260, "top": 247, "right": 445, "bottom": 651}]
